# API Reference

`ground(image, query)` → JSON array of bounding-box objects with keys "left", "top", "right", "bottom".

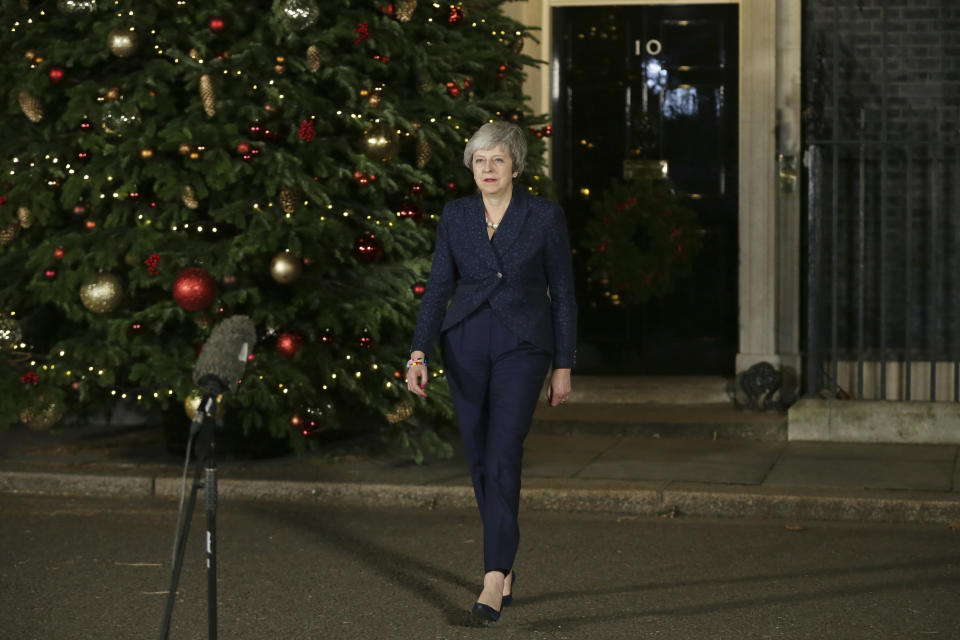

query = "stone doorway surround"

[{"left": 504, "top": 0, "right": 803, "bottom": 387}]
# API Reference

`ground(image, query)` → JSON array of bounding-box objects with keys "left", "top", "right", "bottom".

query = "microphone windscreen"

[{"left": 193, "top": 315, "right": 257, "bottom": 392}]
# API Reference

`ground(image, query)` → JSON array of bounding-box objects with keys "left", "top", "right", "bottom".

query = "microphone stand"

[{"left": 160, "top": 377, "right": 227, "bottom": 640}]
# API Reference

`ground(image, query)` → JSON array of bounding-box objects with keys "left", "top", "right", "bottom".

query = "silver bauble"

[
  {"left": 107, "top": 28, "right": 138, "bottom": 57},
  {"left": 57, "top": 0, "right": 95, "bottom": 13},
  {"left": 277, "top": 0, "right": 320, "bottom": 31},
  {"left": 80, "top": 273, "right": 123, "bottom": 313}
]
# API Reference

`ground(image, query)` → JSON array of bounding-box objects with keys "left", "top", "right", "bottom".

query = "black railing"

[
  {"left": 803, "top": 0, "right": 960, "bottom": 402},
  {"left": 805, "top": 136, "right": 960, "bottom": 401}
]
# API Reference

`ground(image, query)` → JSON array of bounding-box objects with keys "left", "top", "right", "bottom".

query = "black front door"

[{"left": 552, "top": 4, "right": 738, "bottom": 375}]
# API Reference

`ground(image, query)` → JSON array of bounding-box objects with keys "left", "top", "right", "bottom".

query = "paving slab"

[
  {"left": 764, "top": 442, "right": 958, "bottom": 492},
  {"left": 579, "top": 438, "right": 784, "bottom": 485}
]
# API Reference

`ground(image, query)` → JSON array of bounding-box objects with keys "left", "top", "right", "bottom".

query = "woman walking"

[{"left": 407, "top": 121, "right": 577, "bottom": 623}]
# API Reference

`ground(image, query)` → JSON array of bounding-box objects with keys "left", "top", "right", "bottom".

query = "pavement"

[{"left": 2, "top": 400, "right": 960, "bottom": 526}]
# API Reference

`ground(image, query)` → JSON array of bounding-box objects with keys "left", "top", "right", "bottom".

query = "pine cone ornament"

[
  {"left": 279, "top": 187, "right": 297, "bottom": 214},
  {"left": 0, "top": 221, "right": 20, "bottom": 246},
  {"left": 396, "top": 0, "right": 417, "bottom": 22},
  {"left": 18, "top": 91, "right": 43, "bottom": 122},
  {"left": 415, "top": 139, "right": 432, "bottom": 169},
  {"left": 198, "top": 74, "right": 216, "bottom": 117},
  {"left": 182, "top": 185, "right": 199, "bottom": 209},
  {"left": 17, "top": 206, "right": 32, "bottom": 229},
  {"left": 306, "top": 45, "right": 322, "bottom": 73}
]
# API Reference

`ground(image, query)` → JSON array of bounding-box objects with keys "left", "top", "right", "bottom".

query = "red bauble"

[
  {"left": 209, "top": 17, "right": 226, "bottom": 33},
  {"left": 359, "top": 335, "right": 373, "bottom": 349},
  {"left": 448, "top": 6, "right": 464, "bottom": 24},
  {"left": 44, "top": 269, "right": 57, "bottom": 280},
  {"left": 446, "top": 82, "right": 461, "bottom": 98},
  {"left": 353, "top": 233, "right": 382, "bottom": 262},
  {"left": 80, "top": 119, "right": 93, "bottom": 132},
  {"left": 48, "top": 67, "right": 65, "bottom": 83},
  {"left": 172, "top": 267, "right": 216, "bottom": 311},
  {"left": 237, "top": 142, "right": 251, "bottom": 154},
  {"left": 445, "top": 181, "right": 457, "bottom": 192},
  {"left": 412, "top": 282, "right": 426, "bottom": 298},
  {"left": 276, "top": 331, "right": 304, "bottom": 359},
  {"left": 397, "top": 201, "right": 421, "bottom": 221},
  {"left": 497, "top": 63, "right": 509, "bottom": 79},
  {"left": 53, "top": 247, "right": 65, "bottom": 260}
]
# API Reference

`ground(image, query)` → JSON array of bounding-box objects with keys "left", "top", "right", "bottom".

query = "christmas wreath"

[{"left": 580, "top": 176, "right": 702, "bottom": 306}]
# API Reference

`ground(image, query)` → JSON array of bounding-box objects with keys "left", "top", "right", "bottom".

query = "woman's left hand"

[{"left": 547, "top": 368, "right": 572, "bottom": 406}]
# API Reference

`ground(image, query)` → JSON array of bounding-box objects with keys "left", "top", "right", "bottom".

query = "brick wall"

[{"left": 804, "top": 0, "right": 960, "bottom": 362}]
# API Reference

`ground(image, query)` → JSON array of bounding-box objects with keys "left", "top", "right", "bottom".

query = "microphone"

[{"left": 192, "top": 315, "right": 257, "bottom": 407}]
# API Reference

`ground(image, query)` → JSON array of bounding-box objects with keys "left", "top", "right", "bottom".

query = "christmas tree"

[{"left": 0, "top": 0, "right": 551, "bottom": 460}]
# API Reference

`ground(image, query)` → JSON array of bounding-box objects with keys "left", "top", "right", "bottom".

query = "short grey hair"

[{"left": 463, "top": 121, "right": 527, "bottom": 176}]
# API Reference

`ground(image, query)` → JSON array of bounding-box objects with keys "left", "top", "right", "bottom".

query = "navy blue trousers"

[{"left": 441, "top": 304, "right": 552, "bottom": 573}]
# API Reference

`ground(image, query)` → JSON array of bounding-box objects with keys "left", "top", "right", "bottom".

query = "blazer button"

[{"left": 497, "top": 272, "right": 502, "bottom": 279}]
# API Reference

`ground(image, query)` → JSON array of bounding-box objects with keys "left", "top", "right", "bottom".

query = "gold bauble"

[
  {"left": 270, "top": 252, "right": 302, "bottom": 284},
  {"left": 0, "top": 316, "right": 22, "bottom": 352},
  {"left": 274, "top": 64, "right": 286, "bottom": 75},
  {"left": 188, "top": 151, "right": 200, "bottom": 160},
  {"left": 306, "top": 45, "right": 322, "bottom": 72},
  {"left": 363, "top": 124, "right": 399, "bottom": 163},
  {"left": 178, "top": 143, "right": 192, "bottom": 155},
  {"left": 107, "top": 28, "right": 138, "bottom": 57},
  {"left": 385, "top": 400, "right": 414, "bottom": 424},
  {"left": 17, "top": 206, "right": 33, "bottom": 229},
  {"left": 105, "top": 86, "right": 121, "bottom": 100},
  {"left": 79, "top": 273, "right": 123, "bottom": 313},
  {"left": 140, "top": 148, "right": 154, "bottom": 159},
  {"left": 0, "top": 221, "right": 20, "bottom": 246},
  {"left": 199, "top": 74, "right": 216, "bottom": 116},
  {"left": 20, "top": 400, "right": 64, "bottom": 431},
  {"left": 184, "top": 388, "right": 226, "bottom": 420},
  {"left": 25, "top": 49, "right": 36, "bottom": 60},
  {"left": 396, "top": 0, "right": 417, "bottom": 22},
  {"left": 368, "top": 92, "right": 381, "bottom": 108},
  {"left": 18, "top": 91, "right": 43, "bottom": 122}
]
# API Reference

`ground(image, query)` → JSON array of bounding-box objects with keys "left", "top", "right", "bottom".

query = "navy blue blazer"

[{"left": 411, "top": 188, "right": 577, "bottom": 369}]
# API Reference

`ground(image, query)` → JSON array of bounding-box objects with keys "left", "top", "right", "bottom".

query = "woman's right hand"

[{"left": 406, "top": 351, "right": 428, "bottom": 397}]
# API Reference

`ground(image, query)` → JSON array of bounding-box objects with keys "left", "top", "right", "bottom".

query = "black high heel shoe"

[
  {"left": 501, "top": 571, "right": 517, "bottom": 607},
  {"left": 470, "top": 601, "right": 501, "bottom": 623}
]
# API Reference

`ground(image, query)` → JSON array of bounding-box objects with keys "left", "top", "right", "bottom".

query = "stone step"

[
  {"left": 565, "top": 376, "right": 735, "bottom": 405},
  {"left": 532, "top": 402, "right": 787, "bottom": 441}
]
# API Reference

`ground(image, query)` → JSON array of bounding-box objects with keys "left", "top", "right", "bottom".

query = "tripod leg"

[
  {"left": 159, "top": 459, "right": 204, "bottom": 640},
  {"left": 205, "top": 460, "right": 218, "bottom": 640}
]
